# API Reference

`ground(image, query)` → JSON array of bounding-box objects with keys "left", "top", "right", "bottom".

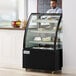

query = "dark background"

[{"left": 37, "top": 0, "right": 62, "bottom": 13}]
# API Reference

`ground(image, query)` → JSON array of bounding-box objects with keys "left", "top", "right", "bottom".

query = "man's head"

[{"left": 50, "top": 0, "right": 57, "bottom": 9}]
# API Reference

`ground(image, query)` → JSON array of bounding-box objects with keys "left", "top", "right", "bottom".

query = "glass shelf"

[
  {"left": 32, "top": 47, "right": 54, "bottom": 50},
  {"left": 28, "top": 30, "right": 55, "bottom": 34},
  {"left": 29, "top": 41, "right": 61, "bottom": 45},
  {"left": 32, "top": 19, "right": 58, "bottom": 23}
]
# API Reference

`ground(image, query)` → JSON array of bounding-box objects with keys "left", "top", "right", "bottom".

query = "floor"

[{"left": 0, "top": 68, "right": 75, "bottom": 76}]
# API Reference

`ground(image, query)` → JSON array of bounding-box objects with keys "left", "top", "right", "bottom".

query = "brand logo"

[{"left": 23, "top": 50, "right": 30, "bottom": 54}]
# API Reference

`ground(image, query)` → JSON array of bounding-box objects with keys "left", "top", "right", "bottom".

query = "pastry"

[
  {"left": 34, "top": 37, "right": 41, "bottom": 41},
  {"left": 42, "top": 37, "right": 51, "bottom": 42}
]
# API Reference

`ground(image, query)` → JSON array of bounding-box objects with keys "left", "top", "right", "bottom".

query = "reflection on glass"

[{"left": 25, "top": 13, "right": 62, "bottom": 50}]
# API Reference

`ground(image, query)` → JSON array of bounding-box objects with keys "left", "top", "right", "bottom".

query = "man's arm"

[{"left": 57, "top": 8, "right": 62, "bottom": 13}]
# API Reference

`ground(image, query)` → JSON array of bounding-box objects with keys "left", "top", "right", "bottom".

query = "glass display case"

[
  {"left": 23, "top": 13, "right": 63, "bottom": 71},
  {"left": 25, "top": 13, "right": 62, "bottom": 50}
]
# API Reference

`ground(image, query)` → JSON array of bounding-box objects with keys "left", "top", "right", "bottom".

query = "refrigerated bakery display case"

[{"left": 23, "top": 13, "right": 63, "bottom": 71}]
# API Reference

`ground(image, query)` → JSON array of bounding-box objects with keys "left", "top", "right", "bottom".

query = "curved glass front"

[{"left": 24, "top": 13, "right": 62, "bottom": 50}]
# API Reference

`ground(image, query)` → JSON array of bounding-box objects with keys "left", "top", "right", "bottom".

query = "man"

[{"left": 47, "top": 0, "right": 62, "bottom": 13}]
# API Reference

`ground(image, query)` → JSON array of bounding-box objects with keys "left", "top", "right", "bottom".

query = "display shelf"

[
  {"left": 28, "top": 30, "right": 55, "bottom": 34},
  {"left": 32, "top": 47, "right": 62, "bottom": 50},
  {"left": 32, "top": 19, "right": 58, "bottom": 23},
  {"left": 32, "top": 47, "right": 54, "bottom": 50},
  {"left": 29, "top": 41, "right": 61, "bottom": 45}
]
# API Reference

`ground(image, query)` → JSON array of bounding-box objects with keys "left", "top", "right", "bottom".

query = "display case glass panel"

[{"left": 25, "top": 13, "right": 62, "bottom": 50}]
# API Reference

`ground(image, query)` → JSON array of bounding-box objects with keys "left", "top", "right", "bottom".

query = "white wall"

[
  {"left": 62, "top": 0, "right": 76, "bottom": 74},
  {"left": 18, "top": 0, "right": 37, "bottom": 20},
  {"left": 18, "top": 0, "right": 25, "bottom": 20},
  {"left": 28, "top": 0, "right": 37, "bottom": 18}
]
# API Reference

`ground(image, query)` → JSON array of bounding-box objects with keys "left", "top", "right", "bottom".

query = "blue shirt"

[{"left": 47, "top": 7, "right": 62, "bottom": 13}]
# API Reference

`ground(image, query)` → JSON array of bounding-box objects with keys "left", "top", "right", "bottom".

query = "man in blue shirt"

[{"left": 47, "top": 0, "right": 62, "bottom": 13}]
